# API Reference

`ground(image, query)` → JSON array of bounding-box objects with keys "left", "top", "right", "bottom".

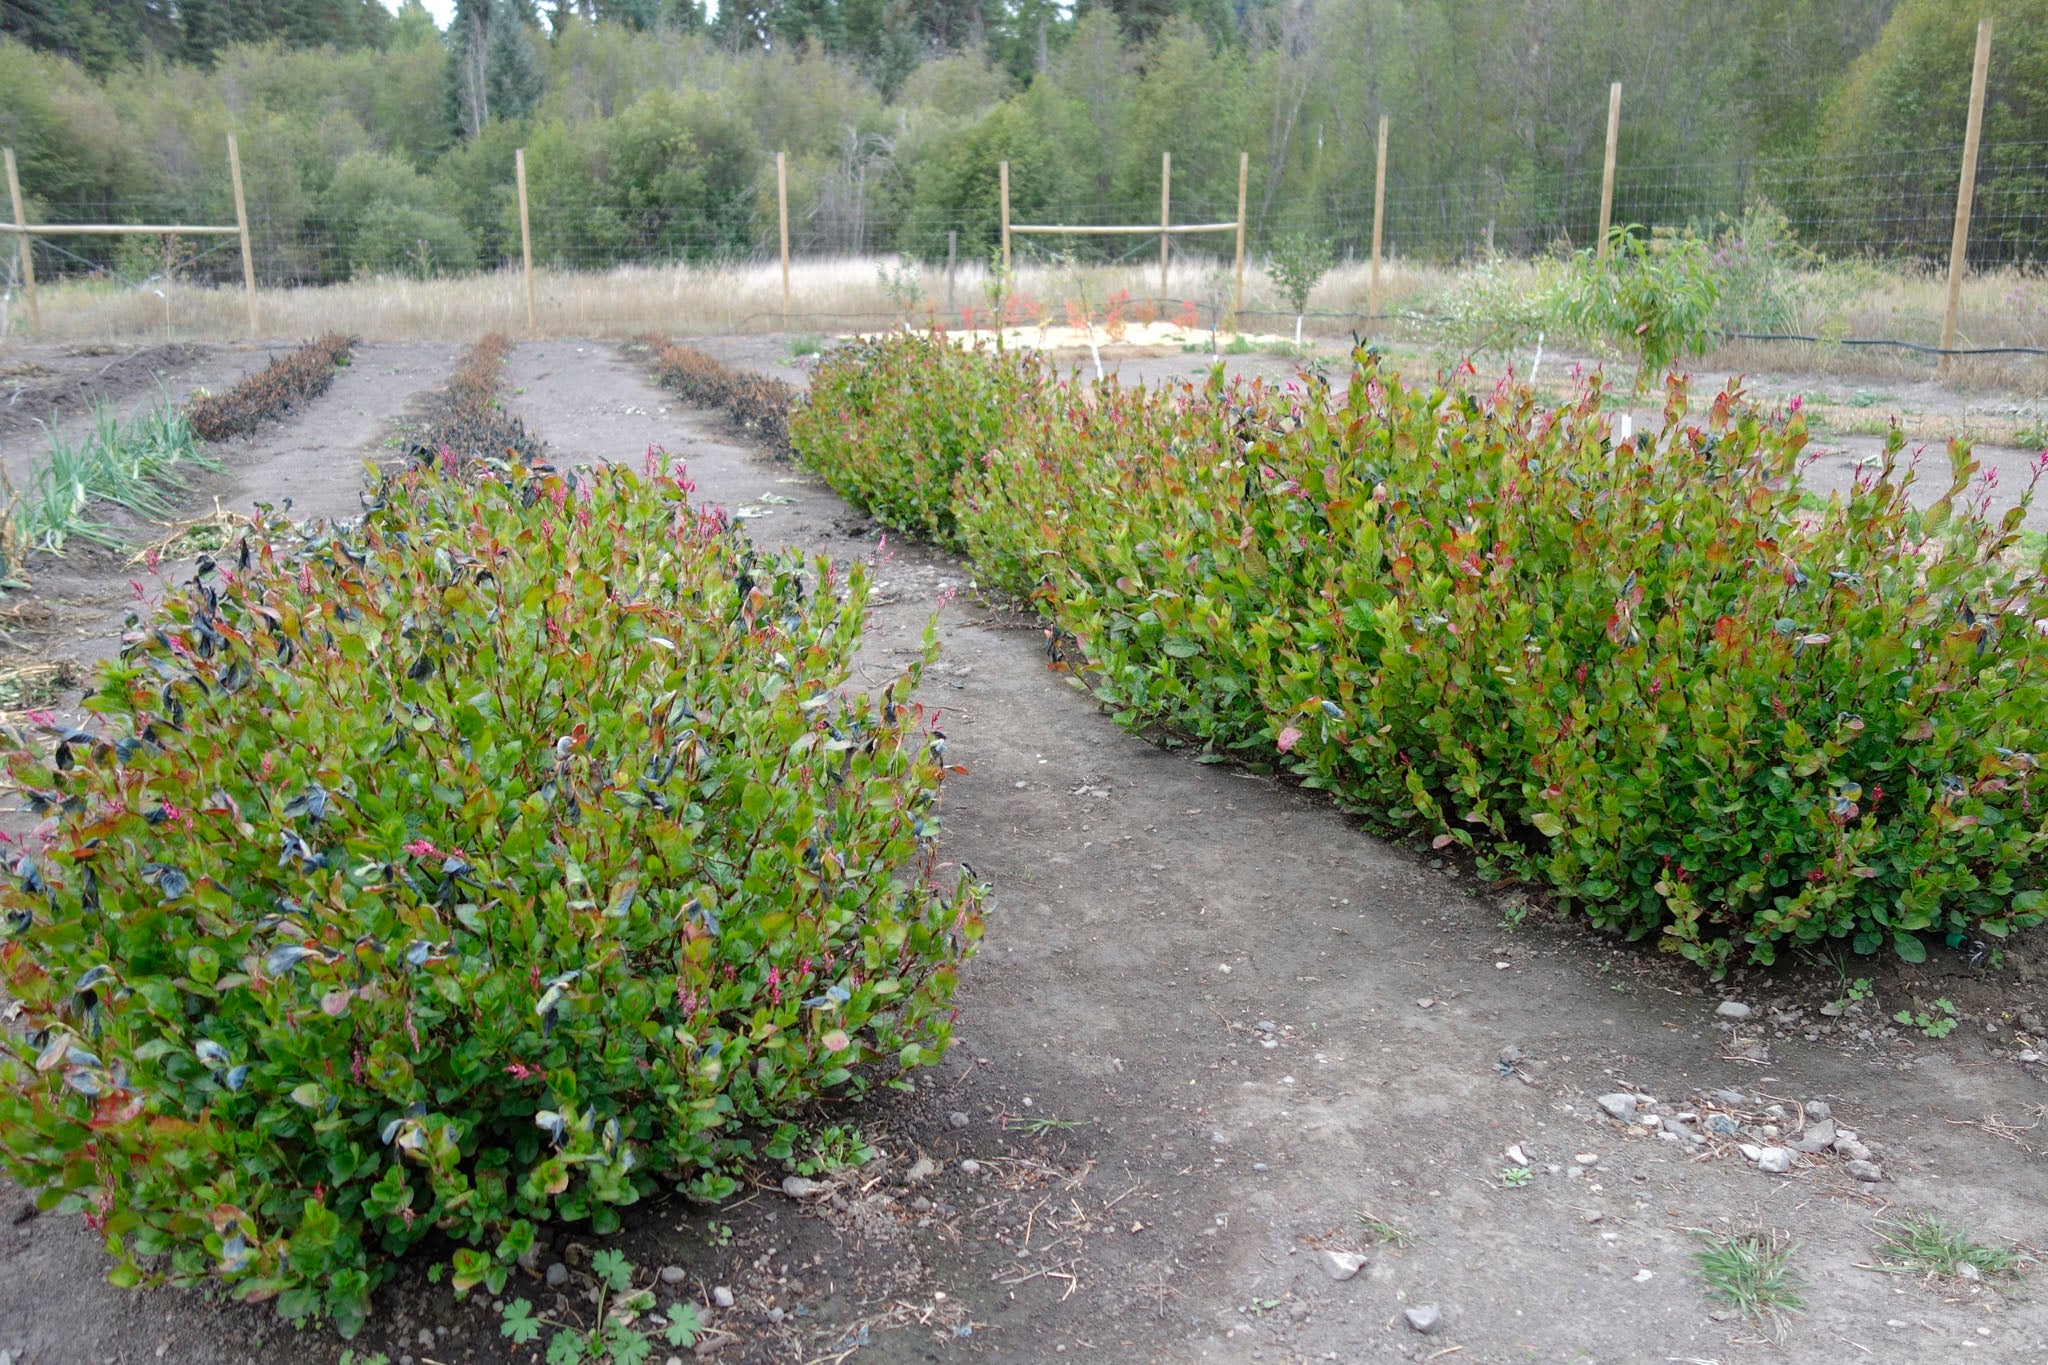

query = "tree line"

[{"left": 2, "top": 0, "right": 2044, "bottom": 288}]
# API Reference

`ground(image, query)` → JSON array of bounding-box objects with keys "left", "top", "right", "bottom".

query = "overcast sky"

[
  {"left": 382, "top": 1, "right": 723, "bottom": 32},
  {"left": 388, "top": 0, "right": 456, "bottom": 24}
]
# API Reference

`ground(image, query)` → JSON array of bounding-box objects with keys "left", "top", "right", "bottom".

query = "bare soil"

[{"left": 0, "top": 337, "right": 2041, "bottom": 1365}]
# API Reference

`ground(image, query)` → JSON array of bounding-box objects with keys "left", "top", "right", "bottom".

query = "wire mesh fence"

[
  {"left": 9, "top": 135, "right": 2046, "bottom": 292},
  {"left": 6, "top": 133, "right": 2047, "bottom": 370}
]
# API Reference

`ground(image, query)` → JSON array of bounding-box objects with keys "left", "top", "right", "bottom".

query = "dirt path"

[
  {"left": 0, "top": 340, "right": 2039, "bottom": 1365},
  {"left": 7, "top": 341, "right": 458, "bottom": 674}
]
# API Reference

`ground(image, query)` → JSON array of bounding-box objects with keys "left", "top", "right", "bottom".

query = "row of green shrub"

[
  {"left": 792, "top": 332, "right": 2048, "bottom": 970},
  {"left": 188, "top": 334, "right": 356, "bottom": 443},
  {"left": 0, "top": 338, "right": 981, "bottom": 1333}
]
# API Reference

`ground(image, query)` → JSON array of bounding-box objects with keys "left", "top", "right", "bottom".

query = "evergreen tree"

[
  {"left": 486, "top": 0, "right": 544, "bottom": 121},
  {"left": 178, "top": 0, "right": 232, "bottom": 67}
]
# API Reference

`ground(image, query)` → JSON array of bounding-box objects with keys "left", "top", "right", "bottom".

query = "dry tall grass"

[{"left": 2, "top": 253, "right": 2042, "bottom": 392}]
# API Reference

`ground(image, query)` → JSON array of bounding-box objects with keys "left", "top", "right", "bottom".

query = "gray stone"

[
  {"left": 1403, "top": 1304, "right": 1444, "bottom": 1335},
  {"left": 1256, "top": 1020, "right": 1278, "bottom": 1033},
  {"left": 712, "top": 1286, "right": 735, "bottom": 1309},
  {"left": 1596, "top": 1093, "right": 1638, "bottom": 1123},
  {"left": 1791, "top": 1119, "right": 1837, "bottom": 1153},
  {"left": 1320, "top": 1250, "right": 1368, "bottom": 1282},
  {"left": 1755, "top": 1147, "right": 1794, "bottom": 1174},
  {"left": 545, "top": 1262, "right": 569, "bottom": 1288},
  {"left": 1847, "top": 1159, "right": 1885, "bottom": 1183},
  {"left": 1836, "top": 1139, "right": 1874, "bottom": 1162},
  {"left": 1738, "top": 1143, "right": 1763, "bottom": 1162},
  {"left": 947, "top": 1111, "right": 970, "bottom": 1129},
  {"left": 1713, "top": 1089, "right": 1750, "bottom": 1107},
  {"left": 959, "top": 1159, "right": 983, "bottom": 1177},
  {"left": 1706, "top": 1113, "right": 1743, "bottom": 1138},
  {"left": 1716, "top": 1001, "right": 1753, "bottom": 1019},
  {"left": 905, "top": 1155, "right": 938, "bottom": 1184},
  {"left": 659, "top": 1265, "right": 688, "bottom": 1286},
  {"left": 418, "top": 1330, "right": 435, "bottom": 1349},
  {"left": 1804, "top": 1100, "right": 1831, "bottom": 1121},
  {"left": 781, "top": 1175, "right": 830, "bottom": 1199},
  {"left": 517, "top": 1246, "right": 542, "bottom": 1273}
]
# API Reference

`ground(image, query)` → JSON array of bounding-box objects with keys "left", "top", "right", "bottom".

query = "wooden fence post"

[
  {"left": 1596, "top": 82, "right": 1622, "bottom": 260},
  {"left": 227, "top": 133, "right": 257, "bottom": 337},
  {"left": 776, "top": 150, "right": 790, "bottom": 329},
  {"left": 1941, "top": 17, "right": 1994, "bottom": 373},
  {"left": 1158, "top": 151, "right": 1172, "bottom": 300},
  {"left": 515, "top": 148, "right": 536, "bottom": 332},
  {"left": 999, "top": 161, "right": 1011, "bottom": 280},
  {"left": 1371, "top": 114, "right": 1388, "bottom": 321},
  {"left": 1232, "top": 151, "right": 1248, "bottom": 320},
  {"left": 4, "top": 148, "right": 37, "bottom": 337}
]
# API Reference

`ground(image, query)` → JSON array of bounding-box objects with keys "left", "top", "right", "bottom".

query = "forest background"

[{"left": 0, "top": 0, "right": 2043, "bottom": 291}]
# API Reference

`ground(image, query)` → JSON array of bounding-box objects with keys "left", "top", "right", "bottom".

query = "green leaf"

[
  {"left": 665, "top": 1303, "right": 703, "bottom": 1347},
  {"left": 500, "top": 1299, "right": 542, "bottom": 1345},
  {"left": 591, "top": 1247, "right": 632, "bottom": 1293},
  {"left": 1891, "top": 932, "right": 1927, "bottom": 965},
  {"left": 1530, "top": 812, "right": 1565, "bottom": 838}
]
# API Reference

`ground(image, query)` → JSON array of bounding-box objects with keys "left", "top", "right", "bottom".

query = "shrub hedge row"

[
  {"left": 187, "top": 334, "right": 356, "bottom": 443},
  {"left": 793, "top": 332, "right": 2048, "bottom": 971},
  {"left": 637, "top": 336, "right": 797, "bottom": 453},
  {"left": 0, "top": 337, "right": 980, "bottom": 1333}
]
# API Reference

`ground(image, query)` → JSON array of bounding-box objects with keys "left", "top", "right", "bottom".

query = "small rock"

[
  {"left": 1738, "top": 1143, "right": 1763, "bottom": 1162},
  {"left": 1574, "top": 1152, "right": 1599, "bottom": 1166},
  {"left": 905, "top": 1155, "right": 938, "bottom": 1184},
  {"left": 1958, "top": 1261, "right": 1981, "bottom": 1282},
  {"left": 1256, "top": 1020, "right": 1277, "bottom": 1033},
  {"left": 1596, "top": 1093, "right": 1638, "bottom": 1123},
  {"left": 1252, "top": 1162, "right": 1269, "bottom": 1172},
  {"left": 517, "top": 1246, "right": 542, "bottom": 1273},
  {"left": 418, "top": 1330, "right": 435, "bottom": 1349},
  {"left": 1791, "top": 1119, "right": 1837, "bottom": 1153},
  {"left": 1836, "top": 1139, "right": 1874, "bottom": 1162},
  {"left": 545, "top": 1262, "right": 570, "bottom": 1288},
  {"left": 659, "top": 1265, "right": 688, "bottom": 1286},
  {"left": 1713, "top": 1088, "right": 1749, "bottom": 1107},
  {"left": 767, "top": 1308, "right": 785, "bottom": 1324},
  {"left": 712, "top": 1286, "right": 735, "bottom": 1309},
  {"left": 1755, "top": 1148, "right": 1794, "bottom": 1174},
  {"left": 1804, "top": 1100, "right": 1831, "bottom": 1121},
  {"left": 1716, "top": 1001, "right": 1752, "bottom": 1020},
  {"left": 959, "top": 1159, "right": 983, "bottom": 1177},
  {"left": 781, "top": 1175, "right": 830, "bottom": 1199},
  {"left": 1287, "top": 1300, "right": 1310, "bottom": 1321},
  {"left": 1403, "top": 1304, "right": 1444, "bottom": 1335},
  {"left": 1706, "top": 1114, "right": 1742, "bottom": 1138},
  {"left": 1633, "top": 1268, "right": 1654, "bottom": 1283},
  {"left": 911, "top": 1196, "right": 932, "bottom": 1213},
  {"left": 1847, "top": 1159, "right": 1885, "bottom": 1183},
  {"left": 948, "top": 1111, "right": 971, "bottom": 1130},
  {"left": 1320, "top": 1249, "right": 1368, "bottom": 1281},
  {"left": 1210, "top": 1131, "right": 1228, "bottom": 1146},
  {"left": 1504, "top": 1144, "right": 1529, "bottom": 1166}
]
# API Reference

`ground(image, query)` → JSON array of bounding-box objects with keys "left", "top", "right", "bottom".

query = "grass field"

[{"left": 5, "top": 254, "right": 2043, "bottom": 392}]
